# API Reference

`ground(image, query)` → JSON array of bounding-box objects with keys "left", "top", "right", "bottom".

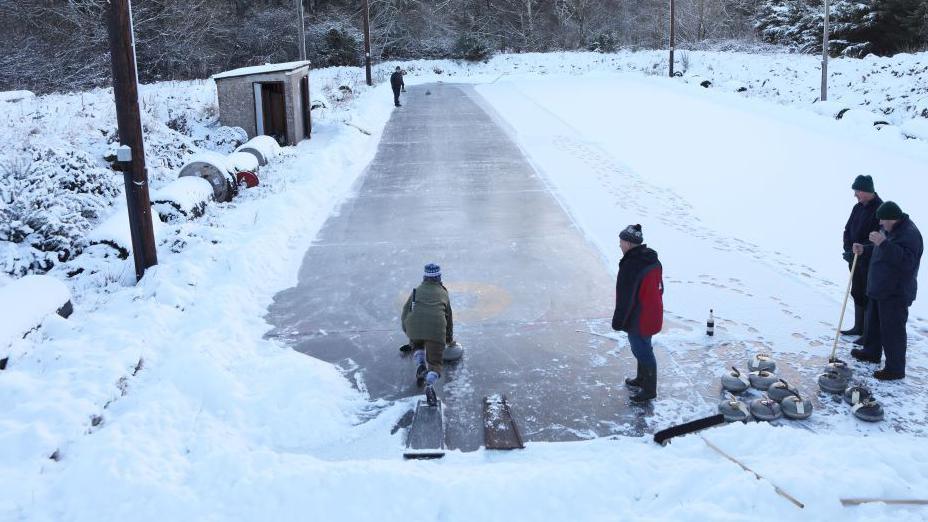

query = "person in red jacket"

[{"left": 612, "top": 224, "right": 664, "bottom": 402}]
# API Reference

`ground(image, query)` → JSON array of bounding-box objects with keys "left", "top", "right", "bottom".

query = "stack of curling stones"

[
  {"left": 844, "top": 384, "right": 884, "bottom": 422},
  {"left": 817, "top": 358, "right": 885, "bottom": 422},
  {"left": 719, "top": 355, "right": 815, "bottom": 422}
]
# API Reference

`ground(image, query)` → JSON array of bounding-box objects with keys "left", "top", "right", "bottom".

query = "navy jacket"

[
  {"left": 390, "top": 71, "right": 404, "bottom": 90},
  {"left": 867, "top": 216, "right": 923, "bottom": 304},
  {"left": 843, "top": 194, "right": 882, "bottom": 259}
]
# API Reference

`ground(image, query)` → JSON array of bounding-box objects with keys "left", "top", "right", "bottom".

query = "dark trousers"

[
  {"left": 392, "top": 87, "right": 401, "bottom": 106},
  {"left": 628, "top": 332, "right": 656, "bottom": 368},
  {"left": 849, "top": 258, "right": 870, "bottom": 307},
  {"left": 862, "top": 297, "right": 909, "bottom": 374},
  {"left": 411, "top": 339, "right": 445, "bottom": 375}
]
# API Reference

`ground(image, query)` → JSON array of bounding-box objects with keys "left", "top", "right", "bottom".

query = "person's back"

[
  {"left": 390, "top": 70, "right": 404, "bottom": 89},
  {"left": 403, "top": 280, "right": 450, "bottom": 343},
  {"left": 401, "top": 263, "right": 454, "bottom": 405}
]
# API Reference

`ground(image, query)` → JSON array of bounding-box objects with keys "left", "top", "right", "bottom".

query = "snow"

[
  {"left": 149, "top": 176, "right": 214, "bottom": 219},
  {"left": 181, "top": 150, "right": 233, "bottom": 175},
  {"left": 212, "top": 61, "right": 311, "bottom": 80},
  {"left": 0, "top": 90, "right": 35, "bottom": 103},
  {"left": 85, "top": 207, "right": 166, "bottom": 258},
  {"left": 226, "top": 151, "right": 260, "bottom": 173},
  {"left": 0, "top": 275, "right": 70, "bottom": 347},
  {"left": 2, "top": 50, "right": 928, "bottom": 520}
]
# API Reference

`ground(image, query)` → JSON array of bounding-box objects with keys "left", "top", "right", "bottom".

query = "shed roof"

[{"left": 212, "top": 61, "right": 311, "bottom": 80}]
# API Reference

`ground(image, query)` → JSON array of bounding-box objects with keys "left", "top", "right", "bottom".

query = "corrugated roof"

[{"left": 212, "top": 61, "right": 311, "bottom": 80}]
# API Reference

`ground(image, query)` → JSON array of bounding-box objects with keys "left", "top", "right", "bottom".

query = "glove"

[
  {"left": 842, "top": 251, "right": 854, "bottom": 263},
  {"left": 399, "top": 344, "right": 412, "bottom": 353}
]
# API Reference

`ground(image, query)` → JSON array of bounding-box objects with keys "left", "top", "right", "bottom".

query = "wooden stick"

[
  {"left": 840, "top": 498, "right": 928, "bottom": 506},
  {"left": 831, "top": 252, "right": 859, "bottom": 362},
  {"left": 700, "top": 435, "right": 805, "bottom": 509}
]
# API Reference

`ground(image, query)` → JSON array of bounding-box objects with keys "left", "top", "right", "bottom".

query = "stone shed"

[{"left": 213, "top": 61, "right": 312, "bottom": 146}]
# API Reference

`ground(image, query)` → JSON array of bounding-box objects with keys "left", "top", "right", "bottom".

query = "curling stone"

[
  {"left": 767, "top": 379, "right": 800, "bottom": 402},
  {"left": 749, "top": 396, "right": 782, "bottom": 421},
  {"left": 818, "top": 370, "right": 848, "bottom": 394},
  {"left": 718, "top": 395, "right": 752, "bottom": 422},
  {"left": 749, "top": 370, "right": 778, "bottom": 390},
  {"left": 721, "top": 366, "right": 750, "bottom": 393},
  {"left": 781, "top": 394, "right": 813, "bottom": 420},
  {"left": 852, "top": 398, "right": 885, "bottom": 422},
  {"left": 443, "top": 341, "right": 464, "bottom": 362},
  {"left": 843, "top": 385, "right": 872, "bottom": 406},
  {"left": 748, "top": 353, "right": 777, "bottom": 373},
  {"left": 824, "top": 359, "right": 853, "bottom": 380}
]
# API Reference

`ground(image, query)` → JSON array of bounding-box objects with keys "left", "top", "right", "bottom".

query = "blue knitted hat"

[{"left": 424, "top": 263, "right": 441, "bottom": 279}]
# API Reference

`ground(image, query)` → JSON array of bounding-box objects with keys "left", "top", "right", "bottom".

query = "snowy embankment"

[{"left": 2, "top": 51, "right": 928, "bottom": 520}]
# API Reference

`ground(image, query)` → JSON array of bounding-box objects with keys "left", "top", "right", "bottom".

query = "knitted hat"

[
  {"left": 423, "top": 263, "right": 441, "bottom": 279},
  {"left": 851, "top": 175, "right": 875, "bottom": 193},
  {"left": 876, "top": 201, "right": 905, "bottom": 220},
  {"left": 619, "top": 224, "right": 643, "bottom": 245}
]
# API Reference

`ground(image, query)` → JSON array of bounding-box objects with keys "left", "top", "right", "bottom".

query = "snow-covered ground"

[{"left": 2, "top": 51, "right": 928, "bottom": 520}]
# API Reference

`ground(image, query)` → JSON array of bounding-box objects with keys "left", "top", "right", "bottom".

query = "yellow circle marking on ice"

[{"left": 396, "top": 281, "right": 512, "bottom": 322}]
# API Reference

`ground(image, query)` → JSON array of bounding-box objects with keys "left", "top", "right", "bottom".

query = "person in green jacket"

[{"left": 401, "top": 263, "right": 454, "bottom": 405}]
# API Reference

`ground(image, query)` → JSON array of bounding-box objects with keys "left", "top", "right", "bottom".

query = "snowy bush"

[
  {"left": 0, "top": 148, "right": 121, "bottom": 275},
  {"left": 308, "top": 24, "right": 363, "bottom": 67},
  {"left": 195, "top": 126, "right": 249, "bottom": 154},
  {"left": 452, "top": 34, "right": 494, "bottom": 62}
]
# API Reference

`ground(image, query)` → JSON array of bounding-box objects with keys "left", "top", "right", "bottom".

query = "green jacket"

[{"left": 402, "top": 281, "right": 453, "bottom": 343}]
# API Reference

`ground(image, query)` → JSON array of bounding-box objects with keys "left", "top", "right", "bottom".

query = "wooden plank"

[
  {"left": 404, "top": 400, "right": 445, "bottom": 459},
  {"left": 483, "top": 395, "right": 524, "bottom": 450},
  {"left": 841, "top": 498, "right": 928, "bottom": 506}
]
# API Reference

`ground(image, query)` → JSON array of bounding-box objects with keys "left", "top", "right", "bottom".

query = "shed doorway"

[{"left": 253, "top": 82, "right": 287, "bottom": 145}]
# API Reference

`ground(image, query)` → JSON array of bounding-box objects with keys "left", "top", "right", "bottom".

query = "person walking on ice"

[
  {"left": 390, "top": 66, "right": 405, "bottom": 107},
  {"left": 612, "top": 224, "right": 664, "bottom": 402},
  {"left": 401, "top": 263, "right": 454, "bottom": 405}
]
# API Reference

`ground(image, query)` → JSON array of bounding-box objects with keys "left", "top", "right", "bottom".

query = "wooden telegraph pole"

[
  {"left": 297, "top": 0, "right": 307, "bottom": 61},
  {"left": 107, "top": 0, "right": 158, "bottom": 282},
  {"left": 821, "top": 0, "right": 830, "bottom": 100},
  {"left": 362, "top": 0, "right": 372, "bottom": 86},
  {"left": 669, "top": 0, "right": 676, "bottom": 77}
]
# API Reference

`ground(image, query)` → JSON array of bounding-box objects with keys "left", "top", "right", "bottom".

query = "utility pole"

[
  {"left": 107, "top": 0, "right": 158, "bottom": 282},
  {"left": 669, "top": 0, "right": 676, "bottom": 77},
  {"left": 362, "top": 0, "right": 372, "bottom": 86},
  {"left": 821, "top": 0, "right": 830, "bottom": 100},
  {"left": 297, "top": 0, "right": 307, "bottom": 61}
]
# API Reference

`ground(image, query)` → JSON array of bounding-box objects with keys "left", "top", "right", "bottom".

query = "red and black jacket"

[{"left": 612, "top": 245, "right": 664, "bottom": 336}]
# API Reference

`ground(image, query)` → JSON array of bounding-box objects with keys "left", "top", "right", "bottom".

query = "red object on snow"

[{"left": 236, "top": 171, "right": 259, "bottom": 188}]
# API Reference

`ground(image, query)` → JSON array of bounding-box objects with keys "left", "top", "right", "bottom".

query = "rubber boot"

[
  {"left": 625, "top": 361, "right": 643, "bottom": 388},
  {"left": 630, "top": 366, "right": 657, "bottom": 402},
  {"left": 841, "top": 305, "right": 865, "bottom": 336}
]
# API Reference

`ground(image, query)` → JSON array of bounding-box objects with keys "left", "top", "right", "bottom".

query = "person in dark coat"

[
  {"left": 611, "top": 224, "right": 664, "bottom": 402},
  {"left": 851, "top": 201, "right": 923, "bottom": 380},
  {"left": 401, "top": 263, "right": 454, "bottom": 405},
  {"left": 390, "top": 66, "right": 405, "bottom": 107},
  {"left": 841, "top": 175, "right": 883, "bottom": 344}
]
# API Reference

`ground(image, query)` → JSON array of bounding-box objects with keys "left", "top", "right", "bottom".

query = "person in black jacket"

[
  {"left": 611, "top": 224, "right": 664, "bottom": 402},
  {"left": 851, "top": 201, "right": 923, "bottom": 380},
  {"left": 841, "top": 175, "right": 883, "bottom": 343},
  {"left": 390, "top": 66, "right": 405, "bottom": 107}
]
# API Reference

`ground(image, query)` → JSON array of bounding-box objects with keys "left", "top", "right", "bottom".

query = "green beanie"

[
  {"left": 876, "top": 201, "right": 905, "bottom": 220},
  {"left": 851, "top": 175, "right": 875, "bottom": 193}
]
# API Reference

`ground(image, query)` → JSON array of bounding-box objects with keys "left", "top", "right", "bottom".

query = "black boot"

[
  {"left": 630, "top": 366, "right": 657, "bottom": 402},
  {"left": 841, "top": 305, "right": 865, "bottom": 336},
  {"left": 625, "top": 362, "right": 643, "bottom": 387}
]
